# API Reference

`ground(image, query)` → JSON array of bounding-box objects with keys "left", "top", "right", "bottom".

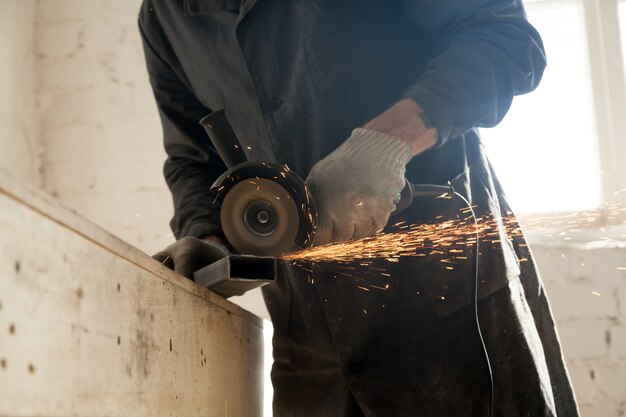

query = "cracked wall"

[
  {"left": 35, "top": 0, "right": 172, "bottom": 255},
  {"left": 533, "top": 241, "right": 626, "bottom": 416}
]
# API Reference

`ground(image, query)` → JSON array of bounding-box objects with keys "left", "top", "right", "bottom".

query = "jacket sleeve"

[
  {"left": 139, "top": 16, "right": 228, "bottom": 240},
  {"left": 401, "top": 0, "right": 546, "bottom": 144}
]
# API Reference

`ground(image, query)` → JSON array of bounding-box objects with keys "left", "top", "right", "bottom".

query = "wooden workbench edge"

[{"left": 0, "top": 169, "right": 264, "bottom": 328}]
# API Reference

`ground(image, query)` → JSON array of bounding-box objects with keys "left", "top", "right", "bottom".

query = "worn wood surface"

[{"left": 0, "top": 170, "right": 264, "bottom": 417}]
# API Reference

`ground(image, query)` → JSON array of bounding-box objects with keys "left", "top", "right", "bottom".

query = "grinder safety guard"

[{"left": 199, "top": 110, "right": 317, "bottom": 257}]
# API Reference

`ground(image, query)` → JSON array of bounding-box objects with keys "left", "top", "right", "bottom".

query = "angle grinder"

[{"left": 200, "top": 110, "right": 454, "bottom": 257}]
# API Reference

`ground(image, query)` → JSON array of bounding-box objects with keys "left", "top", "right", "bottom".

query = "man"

[{"left": 141, "top": 1, "right": 579, "bottom": 415}]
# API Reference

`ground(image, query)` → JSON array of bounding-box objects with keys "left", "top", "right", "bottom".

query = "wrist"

[{"left": 364, "top": 99, "right": 438, "bottom": 156}]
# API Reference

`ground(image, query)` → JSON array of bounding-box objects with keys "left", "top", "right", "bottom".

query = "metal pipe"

[{"left": 193, "top": 255, "right": 276, "bottom": 298}]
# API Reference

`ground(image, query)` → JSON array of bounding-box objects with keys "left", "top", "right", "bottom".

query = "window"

[
  {"left": 620, "top": 2, "right": 626, "bottom": 89},
  {"left": 480, "top": 0, "right": 626, "bottom": 215}
]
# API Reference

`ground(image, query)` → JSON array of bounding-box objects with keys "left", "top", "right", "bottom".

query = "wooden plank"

[{"left": 0, "top": 170, "right": 264, "bottom": 417}]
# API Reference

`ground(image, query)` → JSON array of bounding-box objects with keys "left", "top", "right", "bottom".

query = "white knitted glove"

[{"left": 306, "top": 128, "right": 413, "bottom": 246}]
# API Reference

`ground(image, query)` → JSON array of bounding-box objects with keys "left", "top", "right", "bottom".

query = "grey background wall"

[{"left": 1, "top": 0, "right": 624, "bottom": 415}]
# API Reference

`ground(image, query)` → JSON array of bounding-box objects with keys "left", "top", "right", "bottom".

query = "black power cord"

[{"left": 409, "top": 184, "right": 494, "bottom": 417}]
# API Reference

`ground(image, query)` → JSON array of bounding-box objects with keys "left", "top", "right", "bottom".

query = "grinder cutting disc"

[{"left": 220, "top": 178, "right": 300, "bottom": 256}]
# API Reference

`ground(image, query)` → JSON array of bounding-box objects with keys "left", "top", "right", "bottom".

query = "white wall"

[
  {"left": 35, "top": 0, "right": 172, "bottom": 255},
  {"left": 0, "top": 0, "right": 39, "bottom": 185},
  {"left": 533, "top": 238, "right": 626, "bottom": 416}
]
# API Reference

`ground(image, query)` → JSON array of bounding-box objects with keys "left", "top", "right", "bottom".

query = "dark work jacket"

[{"left": 139, "top": 1, "right": 579, "bottom": 416}]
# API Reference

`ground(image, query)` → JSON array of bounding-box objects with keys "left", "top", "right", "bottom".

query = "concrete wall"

[
  {"left": 533, "top": 239, "right": 626, "bottom": 416},
  {"left": 0, "top": 0, "right": 39, "bottom": 185},
  {"left": 35, "top": 0, "right": 172, "bottom": 256}
]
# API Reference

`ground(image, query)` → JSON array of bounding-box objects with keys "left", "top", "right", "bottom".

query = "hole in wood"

[
  {"left": 14, "top": 260, "right": 20, "bottom": 273},
  {"left": 8, "top": 323, "right": 15, "bottom": 334},
  {"left": 28, "top": 363, "right": 35, "bottom": 374},
  {"left": 1, "top": 358, "right": 6, "bottom": 369}
]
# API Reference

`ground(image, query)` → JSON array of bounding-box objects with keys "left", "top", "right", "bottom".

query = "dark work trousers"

[{"left": 265, "top": 261, "right": 559, "bottom": 416}]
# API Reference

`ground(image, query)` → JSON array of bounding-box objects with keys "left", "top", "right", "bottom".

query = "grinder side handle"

[{"left": 200, "top": 110, "right": 248, "bottom": 169}]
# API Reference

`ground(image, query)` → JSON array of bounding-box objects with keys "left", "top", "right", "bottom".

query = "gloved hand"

[
  {"left": 306, "top": 128, "right": 413, "bottom": 246},
  {"left": 152, "top": 236, "right": 229, "bottom": 279}
]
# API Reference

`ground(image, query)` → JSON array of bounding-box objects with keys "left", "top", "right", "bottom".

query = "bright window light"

[
  {"left": 480, "top": 1, "right": 602, "bottom": 213},
  {"left": 619, "top": 2, "right": 626, "bottom": 83}
]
